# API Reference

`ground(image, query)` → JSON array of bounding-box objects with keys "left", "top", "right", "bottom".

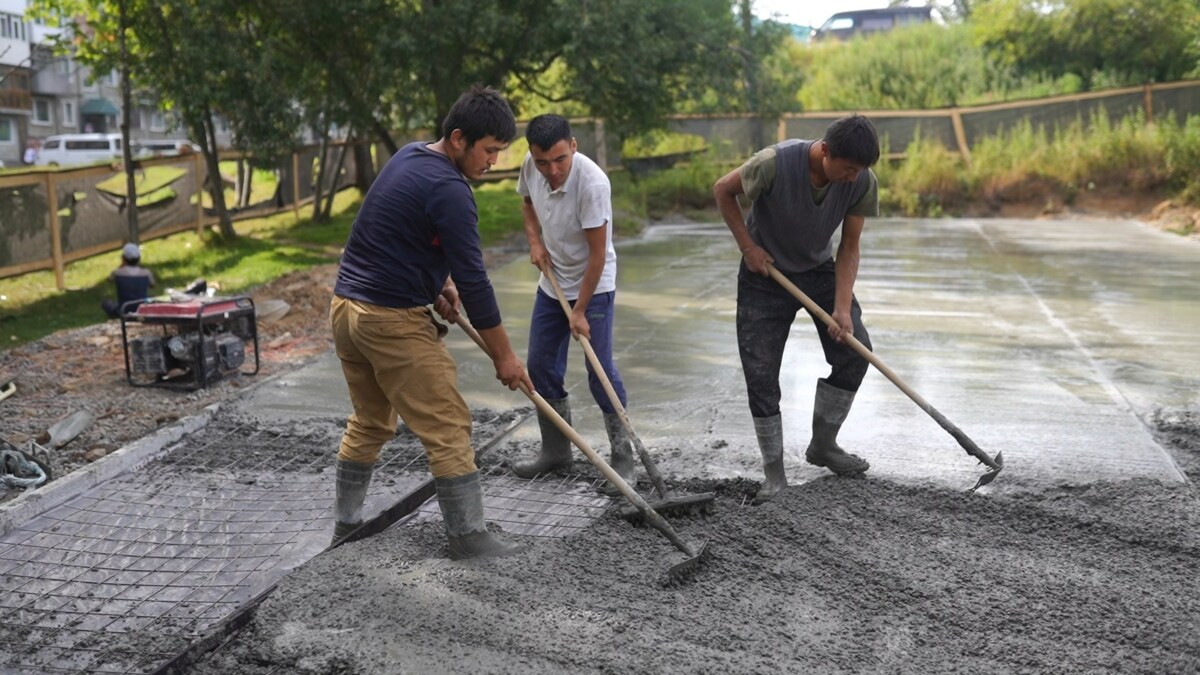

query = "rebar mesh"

[{"left": 0, "top": 408, "right": 610, "bottom": 674}]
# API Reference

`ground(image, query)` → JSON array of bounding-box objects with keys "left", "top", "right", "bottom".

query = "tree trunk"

[
  {"left": 202, "top": 111, "right": 234, "bottom": 239},
  {"left": 118, "top": 0, "right": 139, "bottom": 244},
  {"left": 311, "top": 115, "right": 331, "bottom": 223},
  {"left": 352, "top": 137, "right": 375, "bottom": 192},
  {"left": 235, "top": 159, "right": 247, "bottom": 209},
  {"left": 371, "top": 117, "right": 397, "bottom": 156},
  {"left": 322, "top": 139, "right": 350, "bottom": 220}
]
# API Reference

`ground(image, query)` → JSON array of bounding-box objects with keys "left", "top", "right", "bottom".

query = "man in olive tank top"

[{"left": 713, "top": 115, "right": 881, "bottom": 503}]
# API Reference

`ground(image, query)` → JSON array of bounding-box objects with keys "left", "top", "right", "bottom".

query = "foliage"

[
  {"left": 796, "top": 22, "right": 1065, "bottom": 110},
  {"left": 621, "top": 131, "right": 708, "bottom": 159},
  {"left": 610, "top": 155, "right": 732, "bottom": 224},
  {"left": 878, "top": 109, "right": 1200, "bottom": 215},
  {"left": 972, "top": 0, "right": 1200, "bottom": 89},
  {"left": 881, "top": 132, "right": 967, "bottom": 216}
]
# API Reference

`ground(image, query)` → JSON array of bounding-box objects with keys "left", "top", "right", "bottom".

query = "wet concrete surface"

[
  {"left": 194, "top": 476, "right": 1200, "bottom": 674},
  {"left": 245, "top": 217, "right": 1199, "bottom": 491}
]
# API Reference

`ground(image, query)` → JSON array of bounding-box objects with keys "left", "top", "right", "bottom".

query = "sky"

[{"left": 753, "top": 0, "right": 892, "bottom": 29}]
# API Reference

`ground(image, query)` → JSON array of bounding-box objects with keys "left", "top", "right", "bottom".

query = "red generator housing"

[{"left": 120, "top": 296, "right": 260, "bottom": 390}]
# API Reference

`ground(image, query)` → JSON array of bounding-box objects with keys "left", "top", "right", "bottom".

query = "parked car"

[
  {"left": 811, "top": 6, "right": 933, "bottom": 41},
  {"left": 133, "top": 139, "right": 200, "bottom": 159},
  {"left": 34, "top": 133, "right": 124, "bottom": 167}
]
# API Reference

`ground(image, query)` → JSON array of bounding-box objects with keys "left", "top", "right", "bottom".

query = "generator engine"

[{"left": 120, "top": 296, "right": 259, "bottom": 390}]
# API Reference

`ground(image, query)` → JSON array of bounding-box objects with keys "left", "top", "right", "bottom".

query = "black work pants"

[{"left": 735, "top": 259, "right": 872, "bottom": 418}]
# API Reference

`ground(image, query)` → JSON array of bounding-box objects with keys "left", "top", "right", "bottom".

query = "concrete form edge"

[{"left": 0, "top": 403, "right": 221, "bottom": 537}]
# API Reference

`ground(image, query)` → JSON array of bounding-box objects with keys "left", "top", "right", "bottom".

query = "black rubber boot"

[
  {"left": 436, "top": 470, "right": 525, "bottom": 559},
  {"left": 804, "top": 380, "right": 870, "bottom": 476},
  {"left": 330, "top": 458, "right": 373, "bottom": 546},
  {"left": 597, "top": 412, "right": 638, "bottom": 496},
  {"left": 513, "top": 396, "right": 573, "bottom": 478},
  {"left": 753, "top": 414, "right": 787, "bottom": 503}
]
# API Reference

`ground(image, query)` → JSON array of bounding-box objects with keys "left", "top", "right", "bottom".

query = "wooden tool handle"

[
  {"left": 452, "top": 313, "right": 694, "bottom": 554},
  {"left": 540, "top": 265, "right": 671, "bottom": 496}
]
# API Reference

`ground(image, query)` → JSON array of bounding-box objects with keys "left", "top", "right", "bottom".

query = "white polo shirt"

[{"left": 517, "top": 151, "right": 616, "bottom": 300}]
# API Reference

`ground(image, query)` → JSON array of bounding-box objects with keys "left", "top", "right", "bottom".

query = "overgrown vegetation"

[{"left": 876, "top": 110, "right": 1200, "bottom": 216}]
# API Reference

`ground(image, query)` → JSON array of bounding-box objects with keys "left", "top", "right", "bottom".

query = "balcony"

[{"left": 0, "top": 89, "right": 32, "bottom": 112}]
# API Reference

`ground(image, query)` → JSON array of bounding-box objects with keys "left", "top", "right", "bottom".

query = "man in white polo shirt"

[{"left": 511, "top": 114, "right": 634, "bottom": 492}]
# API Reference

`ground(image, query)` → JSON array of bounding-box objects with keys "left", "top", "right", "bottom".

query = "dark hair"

[
  {"left": 441, "top": 85, "right": 517, "bottom": 146},
  {"left": 525, "top": 114, "right": 572, "bottom": 152},
  {"left": 823, "top": 115, "right": 880, "bottom": 167}
]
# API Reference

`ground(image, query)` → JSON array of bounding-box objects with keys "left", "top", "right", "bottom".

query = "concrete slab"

[{"left": 243, "top": 217, "right": 1198, "bottom": 492}]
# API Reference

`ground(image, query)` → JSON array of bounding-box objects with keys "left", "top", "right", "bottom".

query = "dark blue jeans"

[
  {"left": 736, "top": 260, "right": 872, "bottom": 418},
  {"left": 527, "top": 289, "right": 626, "bottom": 414}
]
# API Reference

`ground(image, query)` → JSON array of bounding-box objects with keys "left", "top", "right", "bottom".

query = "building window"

[
  {"left": 150, "top": 110, "right": 165, "bottom": 132},
  {"left": 57, "top": 57, "right": 71, "bottom": 76},
  {"left": 62, "top": 101, "right": 75, "bottom": 126},
  {"left": 33, "top": 99, "right": 53, "bottom": 125},
  {"left": 0, "top": 13, "right": 27, "bottom": 41},
  {"left": 0, "top": 119, "right": 14, "bottom": 144}
]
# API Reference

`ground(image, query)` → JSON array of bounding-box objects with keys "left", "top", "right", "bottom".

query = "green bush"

[
  {"left": 611, "top": 155, "right": 730, "bottom": 225},
  {"left": 880, "top": 132, "right": 967, "bottom": 217},
  {"left": 620, "top": 130, "right": 707, "bottom": 158}
]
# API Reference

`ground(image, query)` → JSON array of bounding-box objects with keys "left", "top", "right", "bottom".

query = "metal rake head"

[{"left": 969, "top": 451, "right": 1005, "bottom": 492}]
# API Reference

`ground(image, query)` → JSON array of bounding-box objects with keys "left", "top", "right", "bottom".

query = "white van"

[
  {"left": 133, "top": 139, "right": 200, "bottom": 158},
  {"left": 35, "top": 133, "right": 124, "bottom": 167}
]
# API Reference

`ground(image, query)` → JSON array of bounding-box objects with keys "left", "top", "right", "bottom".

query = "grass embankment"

[{"left": 882, "top": 111, "right": 1200, "bottom": 225}]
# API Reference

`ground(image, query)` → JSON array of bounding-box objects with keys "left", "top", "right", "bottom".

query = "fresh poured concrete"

[{"left": 244, "top": 217, "right": 1198, "bottom": 491}]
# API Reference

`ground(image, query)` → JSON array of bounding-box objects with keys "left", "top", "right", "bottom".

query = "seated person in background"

[{"left": 101, "top": 243, "right": 156, "bottom": 318}]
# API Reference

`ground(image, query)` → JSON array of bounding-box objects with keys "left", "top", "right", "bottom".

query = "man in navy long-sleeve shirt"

[{"left": 329, "top": 85, "right": 533, "bottom": 559}]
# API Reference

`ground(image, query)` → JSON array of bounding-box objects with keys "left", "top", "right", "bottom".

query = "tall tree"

[
  {"left": 29, "top": 0, "right": 143, "bottom": 242},
  {"left": 973, "top": 0, "right": 1200, "bottom": 89}
]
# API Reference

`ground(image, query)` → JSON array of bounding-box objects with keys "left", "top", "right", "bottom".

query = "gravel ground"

[{"left": 191, "top": 435, "right": 1200, "bottom": 674}]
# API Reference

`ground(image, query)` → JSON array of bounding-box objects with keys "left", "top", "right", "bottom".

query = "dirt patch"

[
  {"left": 190, "top": 467, "right": 1200, "bottom": 674},
  {"left": 0, "top": 244, "right": 532, "bottom": 505},
  {"left": 0, "top": 265, "right": 341, "bottom": 503}
]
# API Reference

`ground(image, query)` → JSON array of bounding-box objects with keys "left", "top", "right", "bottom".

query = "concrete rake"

[
  {"left": 455, "top": 314, "right": 709, "bottom": 582},
  {"left": 539, "top": 264, "right": 716, "bottom": 521},
  {"left": 766, "top": 263, "right": 1003, "bottom": 491}
]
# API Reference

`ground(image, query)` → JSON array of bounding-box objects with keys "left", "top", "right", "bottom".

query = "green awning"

[{"left": 81, "top": 98, "right": 119, "bottom": 116}]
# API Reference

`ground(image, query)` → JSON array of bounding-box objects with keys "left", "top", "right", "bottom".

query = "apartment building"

[{"left": 1, "top": 0, "right": 231, "bottom": 167}]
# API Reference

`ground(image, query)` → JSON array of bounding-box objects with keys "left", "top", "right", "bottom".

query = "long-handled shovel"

[
  {"left": 765, "top": 263, "right": 1003, "bottom": 491},
  {"left": 539, "top": 265, "right": 715, "bottom": 520},
  {"left": 453, "top": 313, "right": 709, "bottom": 580}
]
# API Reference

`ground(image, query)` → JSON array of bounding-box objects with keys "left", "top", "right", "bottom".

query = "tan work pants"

[{"left": 330, "top": 296, "right": 476, "bottom": 478}]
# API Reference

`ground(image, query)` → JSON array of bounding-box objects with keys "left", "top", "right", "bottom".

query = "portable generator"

[{"left": 120, "top": 296, "right": 260, "bottom": 390}]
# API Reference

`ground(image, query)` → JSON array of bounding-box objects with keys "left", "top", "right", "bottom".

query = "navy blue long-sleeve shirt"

[{"left": 334, "top": 142, "right": 502, "bottom": 329}]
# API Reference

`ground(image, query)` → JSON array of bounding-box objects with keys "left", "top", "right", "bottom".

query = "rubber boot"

[
  {"left": 435, "top": 470, "right": 525, "bottom": 559},
  {"left": 513, "top": 396, "right": 573, "bottom": 478},
  {"left": 330, "top": 458, "right": 373, "bottom": 546},
  {"left": 597, "top": 412, "right": 637, "bottom": 496},
  {"left": 753, "top": 414, "right": 787, "bottom": 503},
  {"left": 804, "top": 380, "right": 870, "bottom": 476}
]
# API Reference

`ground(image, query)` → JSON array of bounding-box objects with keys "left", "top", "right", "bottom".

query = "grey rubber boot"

[
  {"left": 804, "top": 380, "right": 870, "bottom": 476},
  {"left": 330, "top": 458, "right": 374, "bottom": 546},
  {"left": 435, "top": 470, "right": 525, "bottom": 559},
  {"left": 597, "top": 412, "right": 637, "bottom": 496},
  {"left": 513, "top": 396, "right": 573, "bottom": 478},
  {"left": 753, "top": 414, "right": 788, "bottom": 503}
]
